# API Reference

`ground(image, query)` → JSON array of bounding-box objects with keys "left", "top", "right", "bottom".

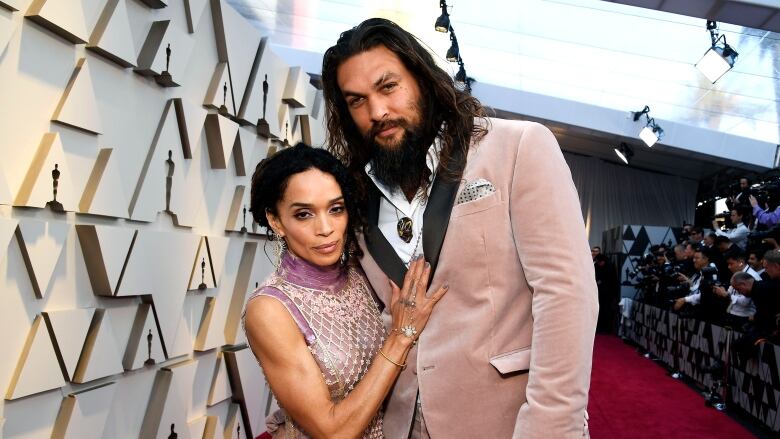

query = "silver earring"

[{"left": 273, "top": 233, "right": 287, "bottom": 268}]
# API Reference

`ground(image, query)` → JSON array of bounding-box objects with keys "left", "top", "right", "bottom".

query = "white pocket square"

[{"left": 456, "top": 178, "right": 496, "bottom": 205}]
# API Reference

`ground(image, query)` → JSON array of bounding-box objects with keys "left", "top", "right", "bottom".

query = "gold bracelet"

[{"left": 378, "top": 349, "right": 406, "bottom": 369}]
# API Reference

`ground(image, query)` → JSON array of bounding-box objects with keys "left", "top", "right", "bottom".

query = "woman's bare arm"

[{"left": 244, "top": 258, "right": 447, "bottom": 439}]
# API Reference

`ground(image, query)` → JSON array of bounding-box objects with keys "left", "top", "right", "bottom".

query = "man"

[
  {"left": 712, "top": 252, "right": 761, "bottom": 327},
  {"left": 689, "top": 227, "right": 704, "bottom": 246},
  {"left": 749, "top": 195, "right": 780, "bottom": 227},
  {"left": 673, "top": 244, "right": 695, "bottom": 277},
  {"left": 748, "top": 249, "right": 767, "bottom": 279},
  {"left": 322, "top": 18, "right": 597, "bottom": 438},
  {"left": 674, "top": 248, "right": 727, "bottom": 322},
  {"left": 713, "top": 236, "right": 736, "bottom": 282},
  {"left": 727, "top": 177, "right": 753, "bottom": 210},
  {"left": 591, "top": 246, "right": 601, "bottom": 260},
  {"left": 712, "top": 206, "right": 751, "bottom": 250},
  {"left": 593, "top": 252, "right": 619, "bottom": 334},
  {"left": 731, "top": 260, "right": 780, "bottom": 345},
  {"left": 703, "top": 232, "right": 717, "bottom": 249}
]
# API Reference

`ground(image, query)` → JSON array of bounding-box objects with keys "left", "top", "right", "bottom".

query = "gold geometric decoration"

[
  {"left": 42, "top": 308, "right": 96, "bottom": 381},
  {"left": 26, "top": 0, "right": 108, "bottom": 45},
  {"left": 5, "top": 315, "right": 66, "bottom": 400},
  {"left": 75, "top": 224, "right": 135, "bottom": 296},
  {"left": 15, "top": 218, "right": 70, "bottom": 299},
  {"left": 51, "top": 57, "right": 103, "bottom": 135},
  {"left": 71, "top": 309, "right": 124, "bottom": 384},
  {"left": 87, "top": 0, "right": 137, "bottom": 68},
  {"left": 51, "top": 382, "right": 116, "bottom": 439}
]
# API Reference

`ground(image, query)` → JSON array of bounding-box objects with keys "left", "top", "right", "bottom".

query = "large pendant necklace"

[{"left": 396, "top": 216, "right": 414, "bottom": 243}]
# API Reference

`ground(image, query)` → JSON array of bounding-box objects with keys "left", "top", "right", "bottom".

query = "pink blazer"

[{"left": 358, "top": 118, "right": 598, "bottom": 438}]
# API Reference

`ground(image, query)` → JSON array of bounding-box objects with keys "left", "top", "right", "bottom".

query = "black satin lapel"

[
  {"left": 363, "top": 183, "right": 407, "bottom": 287},
  {"left": 423, "top": 147, "right": 466, "bottom": 276}
]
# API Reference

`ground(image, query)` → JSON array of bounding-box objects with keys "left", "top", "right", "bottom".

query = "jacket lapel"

[
  {"left": 363, "top": 183, "right": 407, "bottom": 287},
  {"left": 422, "top": 146, "right": 465, "bottom": 276},
  {"left": 362, "top": 143, "right": 467, "bottom": 286}
]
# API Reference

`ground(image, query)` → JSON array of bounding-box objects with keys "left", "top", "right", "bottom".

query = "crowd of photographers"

[{"left": 631, "top": 177, "right": 780, "bottom": 353}]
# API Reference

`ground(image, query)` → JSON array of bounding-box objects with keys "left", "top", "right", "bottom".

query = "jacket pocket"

[
  {"left": 489, "top": 346, "right": 531, "bottom": 374},
  {"left": 451, "top": 191, "right": 500, "bottom": 218}
]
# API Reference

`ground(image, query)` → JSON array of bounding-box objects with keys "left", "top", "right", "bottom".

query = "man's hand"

[
  {"left": 712, "top": 219, "right": 720, "bottom": 230},
  {"left": 673, "top": 298, "right": 686, "bottom": 311},
  {"left": 763, "top": 238, "right": 780, "bottom": 249},
  {"left": 750, "top": 195, "right": 759, "bottom": 208},
  {"left": 712, "top": 285, "right": 729, "bottom": 298},
  {"left": 676, "top": 273, "right": 690, "bottom": 285}
]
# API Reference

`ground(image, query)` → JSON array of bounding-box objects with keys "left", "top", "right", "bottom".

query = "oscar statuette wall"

[{"left": 0, "top": 0, "right": 327, "bottom": 437}]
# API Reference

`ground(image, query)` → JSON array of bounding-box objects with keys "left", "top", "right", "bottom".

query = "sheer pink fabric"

[{"left": 244, "top": 253, "right": 386, "bottom": 438}]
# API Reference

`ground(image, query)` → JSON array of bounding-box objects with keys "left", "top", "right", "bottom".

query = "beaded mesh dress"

[{"left": 243, "top": 252, "right": 386, "bottom": 438}]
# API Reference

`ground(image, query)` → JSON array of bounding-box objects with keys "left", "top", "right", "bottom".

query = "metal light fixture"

[
  {"left": 695, "top": 21, "right": 738, "bottom": 84},
  {"left": 614, "top": 142, "right": 634, "bottom": 165},
  {"left": 446, "top": 33, "right": 459, "bottom": 62},
  {"left": 631, "top": 105, "right": 663, "bottom": 147},
  {"left": 639, "top": 120, "right": 663, "bottom": 147},
  {"left": 435, "top": 0, "right": 450, "bottom": 32},
  {"left": 454, "top": 60, "right": 467, "bottom": 83}
]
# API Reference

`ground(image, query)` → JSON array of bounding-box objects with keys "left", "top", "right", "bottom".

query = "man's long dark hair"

[{"left": 321, "top": 18, "right": 488, "bottom": 199}]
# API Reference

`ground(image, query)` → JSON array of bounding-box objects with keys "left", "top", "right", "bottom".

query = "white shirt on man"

[
  {"left": 726, "top": 265, "right": 760, "bottom": 317},
  {"left": 714, "top": 223, "right": 749, "bottom": 250},
  {"left": 365, "top": 139, "right": 441, "bottom": 265},
  {"left": 683, "top": 263, "right": 718, "bottom": 305}
]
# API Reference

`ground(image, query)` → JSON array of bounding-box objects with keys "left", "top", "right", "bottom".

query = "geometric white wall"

[{"left": 0, "top": 0, "right": 318, "bottom": 436}]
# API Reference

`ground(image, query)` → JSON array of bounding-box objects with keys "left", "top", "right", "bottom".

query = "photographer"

[
  {"left": 673, "top": 244, "right": 695, "bottom": 276},
  {"left": 711, "top": 205, "right": 751, "bottom": 250},
  {"left": 748, "top": 248, "right": 769, "bottom": 279},
  {"left": 749, "top": 195, "right": 780, "bottom": 227},
  {"left": 674, "top": 248, "right": 728, "bottom": 323},
  {"left": 689, "top": 227, "right": 705, "bottom": 246},
  {"left": 731, "top": 267, "right": 780, "bottom": 343},
  {"left": 673, "top": 248, "right": 716, "bottom": 306},
  {"left": 726, "top": 177, "right": 753, "bottom": 211},
  {"left": 712, "top": 251, "right": 761, "bottom": 329},
  {"left": 594, "top": 252, "right": 619, "bottom": 333},
  {"left": 703, "top": 232, "right": 717, "bottom": 249}
]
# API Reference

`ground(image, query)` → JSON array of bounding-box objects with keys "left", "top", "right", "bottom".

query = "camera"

[
  {"left": 699, "top": 266, "right": 721, "bottom": 289},
  {"left": 754, "top": 180, "right": 780, "bottom": 211}
]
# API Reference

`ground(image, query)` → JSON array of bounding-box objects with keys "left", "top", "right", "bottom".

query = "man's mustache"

[{"left": 368, "top": 118, "right": 408, "bottom": 140}]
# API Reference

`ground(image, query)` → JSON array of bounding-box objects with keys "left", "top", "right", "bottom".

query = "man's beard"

[{"left": 366, "top": 116, "right": 433, "bottom": 197}]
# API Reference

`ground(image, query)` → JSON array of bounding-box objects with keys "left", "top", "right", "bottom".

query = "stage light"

[
  {"left": 455, "top": 61, "right": 467, "bottom": 84},
  {"left": 631, "top": 106, "right": 663, "bottom": 147},
  {"left": 614, "top": 142, "right": 633, "bottom": 165},
  {"left": 435, "top": 0, "right": 450, "bottom": 32},
  {"left": 446, "top": 34, "right": 459, "bottom": 62},
  {"left": 639, "top": 119, "right": 663, "bottom": 147},
  {"left": 695, "top": 21, "right": 738, "bottom": 84},
  {"left": 639, "top": 126, "right": 658, "bottom": 147}
]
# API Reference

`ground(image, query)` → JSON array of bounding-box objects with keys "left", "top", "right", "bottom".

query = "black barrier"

[{"left": 620, "top": 299, "right": 780, "bottom": 432}]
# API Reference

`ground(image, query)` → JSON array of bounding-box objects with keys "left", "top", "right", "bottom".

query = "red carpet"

[{"left": 588, "top": 335, "right": 754, "bottom": 438}]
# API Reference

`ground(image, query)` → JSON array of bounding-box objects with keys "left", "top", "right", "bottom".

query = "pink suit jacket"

[{"left": 358, "top": 118, "right": 598, "bottom": 438}]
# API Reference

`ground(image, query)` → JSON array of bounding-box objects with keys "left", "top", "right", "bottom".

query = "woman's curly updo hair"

[{"left": 249, "top": 142, "right": 362, "bottom": 260}]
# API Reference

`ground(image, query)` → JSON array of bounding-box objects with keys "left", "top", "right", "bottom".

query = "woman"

[{"left": 243, "top": 143, "right": 448, "bottom": 438}]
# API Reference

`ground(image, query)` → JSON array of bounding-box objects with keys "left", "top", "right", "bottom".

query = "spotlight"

[
  {"left": 435, "top": 0, "right": 450, "bottom": 32},
  {"left": 639, "top": 119, "right": 663, "bottom": 147},
  {"left": 614, "top": 142, "right": 633, "bottom": 165},
  {"left": 454, "top": 61, "right": 467, "bottom": 84},
  {"left": 446, "top": 34, "right": 459, "bottom": 62},
  {"left": 631, "top": 106, "right": 663, "bottom": 147},
  {"left": 696, "top": 21, "right": 738, "bottom": 83}
]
